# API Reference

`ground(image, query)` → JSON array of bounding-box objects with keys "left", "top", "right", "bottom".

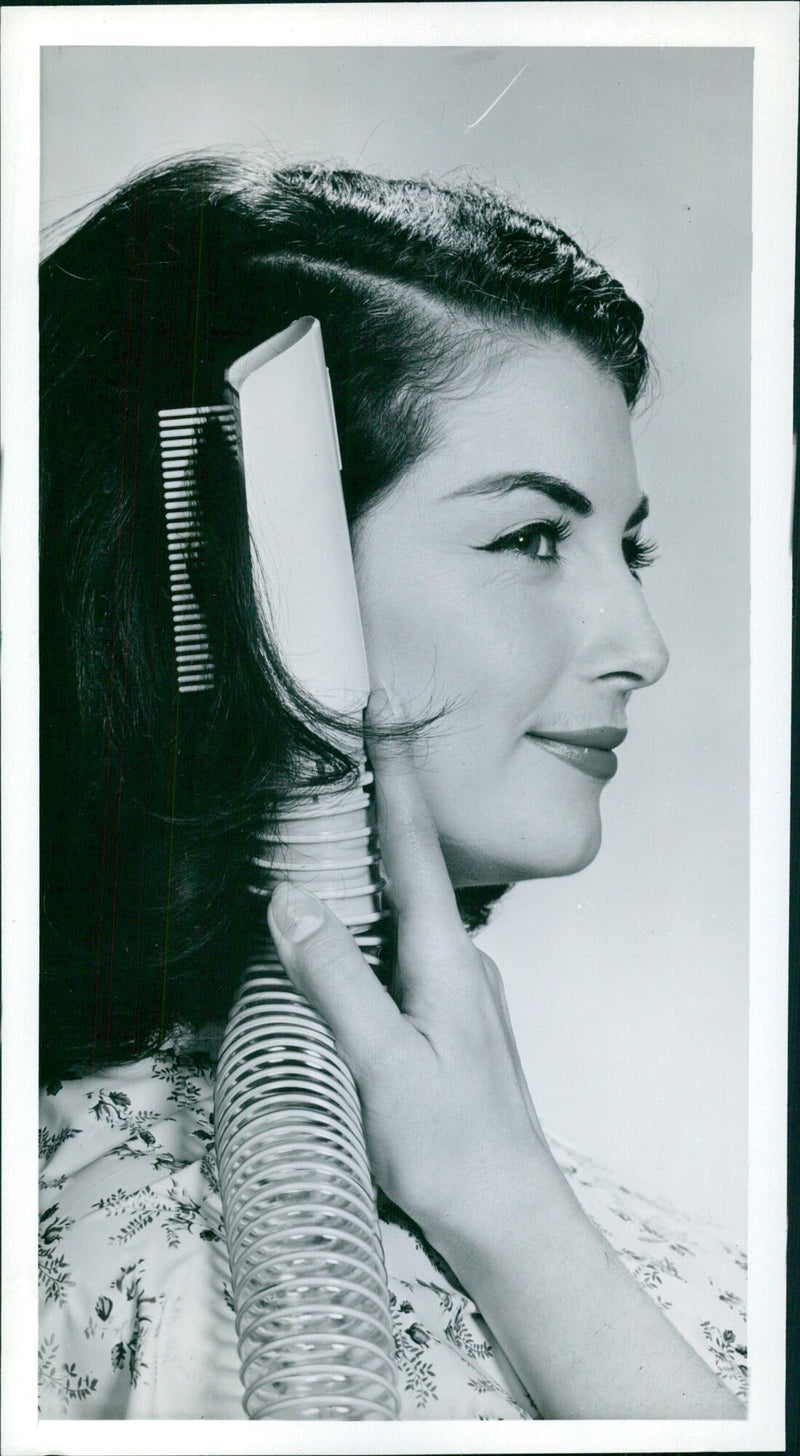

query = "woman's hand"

[
  {"left": 267, "top": 688, "right": 550, "bottom": 1252},
  {"left": 268, "top": 690, "right": 744, "bottom": 1420}
]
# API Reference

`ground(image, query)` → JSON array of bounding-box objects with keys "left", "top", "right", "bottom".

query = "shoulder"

[{"left": 38, "top": 1035, "right": 232, "bottom": 1418}]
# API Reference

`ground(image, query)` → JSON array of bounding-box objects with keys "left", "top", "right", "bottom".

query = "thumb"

[{"left": 267, "top": 882, "right": 407, "bottom": 1080}]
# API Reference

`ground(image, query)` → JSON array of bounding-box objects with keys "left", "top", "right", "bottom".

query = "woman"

[{"left": 39, "top": 155, "right": 747, "bottom": 1419}]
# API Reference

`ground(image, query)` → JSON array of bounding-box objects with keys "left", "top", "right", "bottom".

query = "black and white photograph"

[{"left": 2, "top": 5, "right": 794, "bottom": 1453}]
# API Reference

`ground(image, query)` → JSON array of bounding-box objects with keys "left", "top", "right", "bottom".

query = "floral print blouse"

[{"left": 38, "top": 1034, "right": 747, "bottom": 1419}]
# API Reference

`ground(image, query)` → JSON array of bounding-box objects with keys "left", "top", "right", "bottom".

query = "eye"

[
  {"left": 623, "top": 531, "right": 659, "bottom": 580},
  {"left": 481, "top": 516, "right": 572, "bottom": 565}
]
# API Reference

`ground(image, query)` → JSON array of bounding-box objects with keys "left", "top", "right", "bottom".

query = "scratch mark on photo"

[{"left": 465, "top": 65, "right": 529, "bottom": 133}]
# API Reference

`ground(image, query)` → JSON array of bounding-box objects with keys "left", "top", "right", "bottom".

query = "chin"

[{"left": 442, "top": 812, "right": 603, "bottom": 888}]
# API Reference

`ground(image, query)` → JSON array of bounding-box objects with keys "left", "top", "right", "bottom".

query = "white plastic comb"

[{"left": 158, "top": 404, "right": 238, "bottom": 693}]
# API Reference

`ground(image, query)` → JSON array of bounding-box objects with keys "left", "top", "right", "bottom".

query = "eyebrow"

[
  {"left": 624, "top": 494, "right": 650, "bottom": 531},
  {"left": 445, "top": 470, "right": 649, "bottom": 532}
]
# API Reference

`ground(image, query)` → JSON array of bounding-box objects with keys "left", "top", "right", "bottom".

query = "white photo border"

[{"left": 2, "top": 4, "right": 795, "bottom": 1453}]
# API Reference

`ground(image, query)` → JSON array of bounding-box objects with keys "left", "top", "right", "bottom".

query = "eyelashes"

[
  {"left": 480, "top": 516, "right": 659, "bottom": 579},
  {"left": 482, "top": 515, "right": 573, "bottom": 564},
  {"left": 622, "top": 532, "right": 659, "bottom": 578}
]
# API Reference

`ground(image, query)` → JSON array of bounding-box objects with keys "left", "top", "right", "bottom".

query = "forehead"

[{"left": 421, "top": 333, "right": 636, "bottom": 491}]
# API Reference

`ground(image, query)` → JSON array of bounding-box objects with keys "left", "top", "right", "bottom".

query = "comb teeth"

[{"left": 158, "top": 405, "right": 237, "bottom": 693}]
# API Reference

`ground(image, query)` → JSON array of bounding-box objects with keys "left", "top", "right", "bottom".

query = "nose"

[{"left": 585, "top": 568, "right": 670, "bottom": 691}]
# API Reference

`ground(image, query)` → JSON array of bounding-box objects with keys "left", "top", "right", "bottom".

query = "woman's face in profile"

[{"left": 352, "top": 334, "right": 669, "bottom": 887}]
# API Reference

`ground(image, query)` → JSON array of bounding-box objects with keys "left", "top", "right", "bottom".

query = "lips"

[{"left": 525, "top": 726, "right": 627, "bottom": 781}]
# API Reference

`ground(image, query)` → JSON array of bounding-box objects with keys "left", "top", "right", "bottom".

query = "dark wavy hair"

[{"left": 40, "top": 154, "right": 649, "bottom": 1083}]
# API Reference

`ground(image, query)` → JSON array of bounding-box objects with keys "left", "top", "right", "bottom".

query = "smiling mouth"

[{"left": 525, "top": 727, "right": 627, "bottom": 782}]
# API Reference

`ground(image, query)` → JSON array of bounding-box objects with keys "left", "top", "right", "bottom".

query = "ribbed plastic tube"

[{"left": 214, "top": 762, "right": 400, "bottom": 1420}]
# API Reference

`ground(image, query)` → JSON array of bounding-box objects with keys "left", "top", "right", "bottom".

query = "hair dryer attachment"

[{"left": 160, "top": 320, "right": 400, "bottom": 1419}]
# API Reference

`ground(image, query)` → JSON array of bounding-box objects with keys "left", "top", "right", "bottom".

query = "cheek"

[
  {"left": 355, "top": 541, "right": 474, "bottom": 706},
  {"left": 360, "top": 567, "right": 568, "bottom": 735},
  {"left": 354, "top": 536, "right": 601, "bottom": 884}
]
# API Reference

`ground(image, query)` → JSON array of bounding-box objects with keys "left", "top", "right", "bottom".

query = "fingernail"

[{"left": 270, "top": 882, "right": 325, "bottom": 943}]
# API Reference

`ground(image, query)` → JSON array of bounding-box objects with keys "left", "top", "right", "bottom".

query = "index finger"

[{"left": 366, "top": 688, "right": 465, "bottom": 956}]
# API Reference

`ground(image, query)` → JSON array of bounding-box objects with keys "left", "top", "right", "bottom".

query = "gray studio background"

[{"left": 41, "top": 46, "right": 751, "bottom": 1240}]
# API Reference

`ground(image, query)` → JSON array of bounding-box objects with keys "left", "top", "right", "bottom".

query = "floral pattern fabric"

[{"left": 38, "top": 1037, "right": 747, "bottom": 1419}]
